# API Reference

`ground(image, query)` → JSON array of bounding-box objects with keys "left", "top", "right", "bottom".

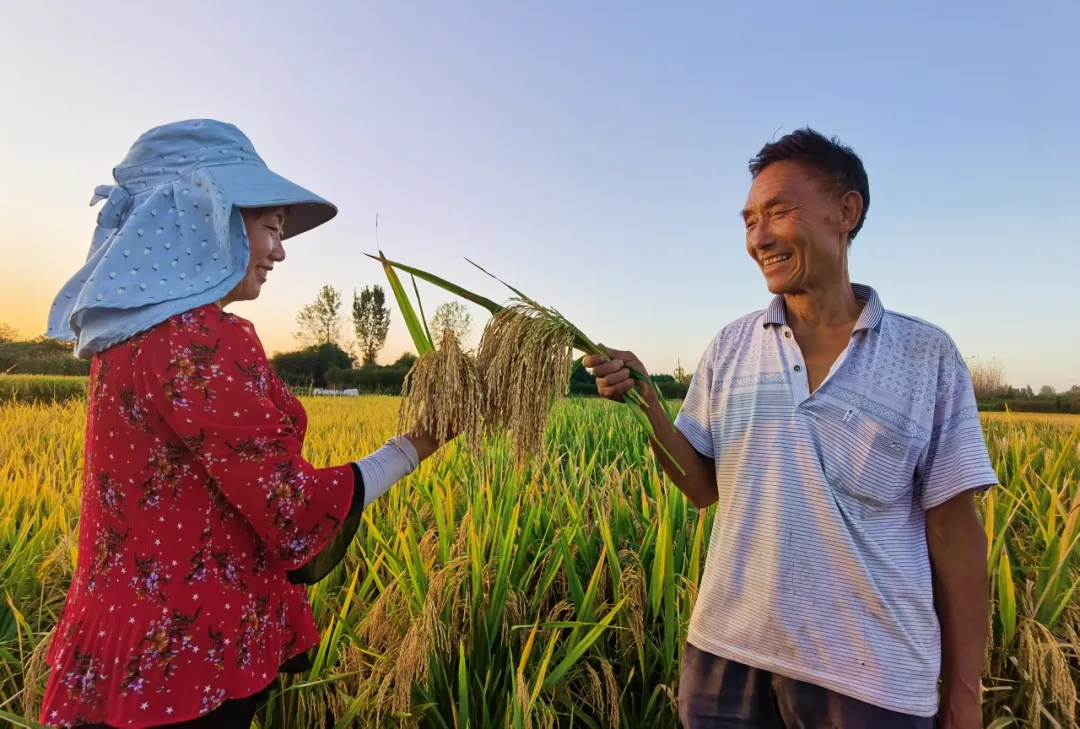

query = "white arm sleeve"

[{"left": 354, "top": 435, "right": 420, "bottom": 508}]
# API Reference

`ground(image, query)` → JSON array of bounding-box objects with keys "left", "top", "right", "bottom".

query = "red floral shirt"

[{"left": 40, "top": 305, "right": 358, "bottom": 728}]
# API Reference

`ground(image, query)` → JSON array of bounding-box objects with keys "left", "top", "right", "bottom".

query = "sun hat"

[{"left": 46, "top": 119, "right": 336, "bottom": 357}]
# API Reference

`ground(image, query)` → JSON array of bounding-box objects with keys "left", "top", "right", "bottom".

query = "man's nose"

[{"left": 748, "top": 223, "right": 773, "bottom": 253}]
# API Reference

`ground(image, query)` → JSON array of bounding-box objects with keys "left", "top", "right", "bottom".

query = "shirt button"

[
  {"left": 784, "top": 331, "right": 792, "bottom": 338},
  {"left": 794, "top": 365, "right": 802, "bottom": 372}
]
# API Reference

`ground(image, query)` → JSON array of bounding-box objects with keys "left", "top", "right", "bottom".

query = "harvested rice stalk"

[
  {"left": 399, "top": 328, "right": 484, "bottom": 450},
  {"left": 367, "top": 251, "right": 687, "bottom": 473},
  {"left": 478, "top": 303, "right": 575, "bottom": 462}
]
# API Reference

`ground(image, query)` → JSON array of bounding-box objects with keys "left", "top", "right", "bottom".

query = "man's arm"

[
  {"left": 918, "top": 344, "right": 999, "bottom": 728},
  {"left": 926, "top": 490, "right": 989, "bottom": 729},
  {"left": 584, "top": 346, "right": 719, "bottom": 508},
  {"left": 640, "top": 386, "right": 719, "bottom": 508}
]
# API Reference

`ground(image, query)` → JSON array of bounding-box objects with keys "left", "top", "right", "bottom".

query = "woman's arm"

[
  {"left": 286, "top": 434, "right": 427, "bottom": 584},
  {"left": 136, "top": 307, "right": 445, "bottom": 575}
]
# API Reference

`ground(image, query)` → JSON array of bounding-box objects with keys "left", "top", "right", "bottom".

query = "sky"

[{"left": 0, "top": 1, "right": 1077, "bottom": 389}]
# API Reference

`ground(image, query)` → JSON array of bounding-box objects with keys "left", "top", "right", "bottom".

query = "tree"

[
  {"left": 393, "top": 352, "right": 418, "bottom": 370},
  {"left": 352, "top": 285, "right": 391, "bottom": 366},
  {"left": 269, "top": 342, "right": 353, "bottom": 388},
  {"left": 1039, "top": 385, "right": 1057, "bottom": 398},
  {"left": 967, "top": 356, "right": 1006, "bottom": 399},
  {"left": 429, "top": 301, "right": 473, "bottom": 346},
  {"left": 673, "top": 360, "right": 692, "bottom": 386},
  {"left": 0, "top": 323, "right": 18, "bottom": 343},
  {"left": 294, "top": 285, "right": 343, "bottom": 347}
]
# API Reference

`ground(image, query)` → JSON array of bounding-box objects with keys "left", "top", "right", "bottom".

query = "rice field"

[{"left": 1, "top": 394, "right": 1078, "bottom": 728}]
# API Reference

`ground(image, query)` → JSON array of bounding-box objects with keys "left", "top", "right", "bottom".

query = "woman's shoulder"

[
  {"left": 139, "top": 304, "right": 260, "bottom": 347},
  {"left": 122, "top": 305, "right": 268, "bottom": 373}
]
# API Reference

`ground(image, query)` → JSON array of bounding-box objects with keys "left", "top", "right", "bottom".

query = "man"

[{"left": 585, "top": 128, "right": 996, "bottom": 728}]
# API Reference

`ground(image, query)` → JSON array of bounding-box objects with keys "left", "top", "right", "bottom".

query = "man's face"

[{"left": 741, "top": 160, "right": 857, "bottom": 295}]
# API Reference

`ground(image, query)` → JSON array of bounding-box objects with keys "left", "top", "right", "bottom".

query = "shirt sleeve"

[
  {"left": 917, "top": 341, "right": 999, "bottom": 510},
  {"left": 135, "top": 306, "right": 358, "bottom": 572},
  {"left": 673, "top": 335, "right": 718, "bottom": 459},
  {"left": 286, "top": 464, "right": 366, "bottom": 585}
]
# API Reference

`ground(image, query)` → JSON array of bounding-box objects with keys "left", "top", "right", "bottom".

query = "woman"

[{"left": 39, "top": 119, "right": 450, "bottom": 728}]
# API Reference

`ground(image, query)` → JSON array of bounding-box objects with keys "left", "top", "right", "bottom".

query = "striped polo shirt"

[{"left": 674, "top": 283, "right": 997, "bottom": 716}]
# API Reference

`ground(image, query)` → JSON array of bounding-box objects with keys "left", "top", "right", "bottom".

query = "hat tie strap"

[{"left": 89, "top": 184, "right": 131, "bottom": 230}]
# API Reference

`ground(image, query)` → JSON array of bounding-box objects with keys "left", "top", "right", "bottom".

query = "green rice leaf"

[
  {"left": 412, "top": 274, "right": 434, "bottom": 345},
  {"left": 465, "top": 257, "right": 544, "bottom": 310},
  {"left": 457, "top": 640, "right": 470, "bottom": 729},
  {"left": 364, "top": 253, "right": 504, "bottom": 315},
  {"left": 0, "top": 709, "right": 49, "bottom": 729},
  {"left": 541, "top": 597, "right": 627, "bottom": 690},
  {"left": 997, "top": 541, "right": 1017, "bottom": 645},
  {"left": 375, "top": 251, "right": 433, "bottom": 355}
]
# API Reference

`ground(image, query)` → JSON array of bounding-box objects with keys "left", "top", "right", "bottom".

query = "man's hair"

[{"left": 748, "top": 127, "right": 870, "bottom": 242}]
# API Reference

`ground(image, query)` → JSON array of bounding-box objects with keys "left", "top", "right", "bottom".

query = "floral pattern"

[{"left": 40, "top": 305, "right": 356, "bottom": 728}]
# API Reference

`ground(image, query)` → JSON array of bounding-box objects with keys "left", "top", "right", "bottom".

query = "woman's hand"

[{"left": 405, "top": 423, "right": 459, "bottom": 463}]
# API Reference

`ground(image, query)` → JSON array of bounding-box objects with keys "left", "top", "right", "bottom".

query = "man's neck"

[{"left": 783, "top": 278, "right": 864, "bottom": 333}]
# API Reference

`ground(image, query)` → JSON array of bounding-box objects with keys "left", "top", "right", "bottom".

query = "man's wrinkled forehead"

[
  {"left": 742, "top": 161, "right": 838, "bottom": 215},
  {"left": 741, "top": 161, "right": 815, "bottom": 218}
]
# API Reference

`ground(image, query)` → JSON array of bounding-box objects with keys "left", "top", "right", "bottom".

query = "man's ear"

[{"left": 837, "top": 190, "right": 864, "bottom": 237}]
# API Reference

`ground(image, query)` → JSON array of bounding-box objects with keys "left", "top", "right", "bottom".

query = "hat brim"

[{"left": 207, "top": 163, "right": 337, "bottom": 240}]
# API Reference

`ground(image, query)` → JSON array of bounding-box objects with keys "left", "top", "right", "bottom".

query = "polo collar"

[{"left": 763, "top": 283, "right": 884, "bottom": 333}]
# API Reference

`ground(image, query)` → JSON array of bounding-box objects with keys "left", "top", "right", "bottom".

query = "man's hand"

[
  {"left": 582, "top": 344, "right": 719, "bottom": 509},
  {"left": 582, "top": 345, "right": 651, "bottom": 401}
]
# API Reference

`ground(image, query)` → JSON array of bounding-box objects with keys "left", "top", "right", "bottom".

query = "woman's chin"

[{"left": 222, "top": 281, "right": 263, "bottom": 305}]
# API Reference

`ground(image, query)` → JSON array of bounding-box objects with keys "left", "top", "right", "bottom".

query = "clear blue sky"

[{"left": 1, "top": 0, "right": 1076, "bottom": 389}]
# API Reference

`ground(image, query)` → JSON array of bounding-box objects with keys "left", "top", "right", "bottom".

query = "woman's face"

[{"left": 221, "top": 207, "right": 287, "bottom": 305}]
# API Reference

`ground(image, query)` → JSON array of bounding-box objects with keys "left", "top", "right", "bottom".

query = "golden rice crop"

[
  {"left": 1, "top": 388, "right": 1078, "bottom": 728},
  {"left": 399, "top": 328, "right": 485, "bottom": 450},
  {"left": 477, "top": 303, "right": 576, "bottom": 462},
  {"left": 371, "top": 253, "right": 687, "bottom": 474}
]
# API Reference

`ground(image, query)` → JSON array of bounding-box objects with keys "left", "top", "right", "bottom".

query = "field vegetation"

[{"left": 0, "top": 386, "right": 1078, "bottom": 727}]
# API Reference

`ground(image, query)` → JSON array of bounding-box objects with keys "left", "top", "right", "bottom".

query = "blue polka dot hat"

[{"left": 46, "top": 119, "right": 337, "bottom": 357}]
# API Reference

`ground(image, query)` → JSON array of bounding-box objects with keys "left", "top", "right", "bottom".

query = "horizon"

[{"left": 1, "top": 1, "right": 1076, "bottom": 390}]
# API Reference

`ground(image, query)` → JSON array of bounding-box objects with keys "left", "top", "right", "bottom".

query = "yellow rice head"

[
  {"left": 398, "top": 328, "right": 484, "bottom": 450},
  {"left": 477, "top": 303, "right": 575, "bottom": 464}
]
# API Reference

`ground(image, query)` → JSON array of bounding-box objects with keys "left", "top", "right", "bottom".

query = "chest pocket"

[{"left": 809, "top": 400, "right": 925, "bottom": 511}]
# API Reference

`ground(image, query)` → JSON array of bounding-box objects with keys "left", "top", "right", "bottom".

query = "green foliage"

[
  {"left": 0, "top": 339, "right": 90, "bottom": 377},
  {"left": 0, "top": 375, "right": 86, "bottom": 404},
  {"left": 352, "top": 285, "right": 392, "bottom": 366},
  {"left": 2, "top": 400, "right": 1078, "bottom": 727},
  {"left": 393, "top": 352, "right": 418, "bottom": 369},
  {"left": 324, "top": 363, "right": 413, "bottom": 394},
  {"left": 979, "top": 396, "right": 1080, "bottom": 414},
  {"left": 295, "top": 284, "right": 345, "bottom": 347},
  {"left": 0, "top": 322, "right": 19, "bottom": 344},
  {"left": 269, "top": 342, "right": 354, "bottom": 388},
  {"left": 429, "top": 301, "right": 473, "bottom": 345}
]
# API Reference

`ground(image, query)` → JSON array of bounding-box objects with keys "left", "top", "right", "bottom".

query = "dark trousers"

[{"left": 678, "top": 642, "right": 935, "bottom": 728}]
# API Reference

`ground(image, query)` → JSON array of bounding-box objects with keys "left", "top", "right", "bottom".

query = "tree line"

[
  {"left": 291, "top": 283, "right": 472, "bottom": 365},
  {"left": 273, "top": 283, "right": 475, "bottom": 391},
  {"left": 1, "top": 312, "right": 1075, "bottom": 411}
]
